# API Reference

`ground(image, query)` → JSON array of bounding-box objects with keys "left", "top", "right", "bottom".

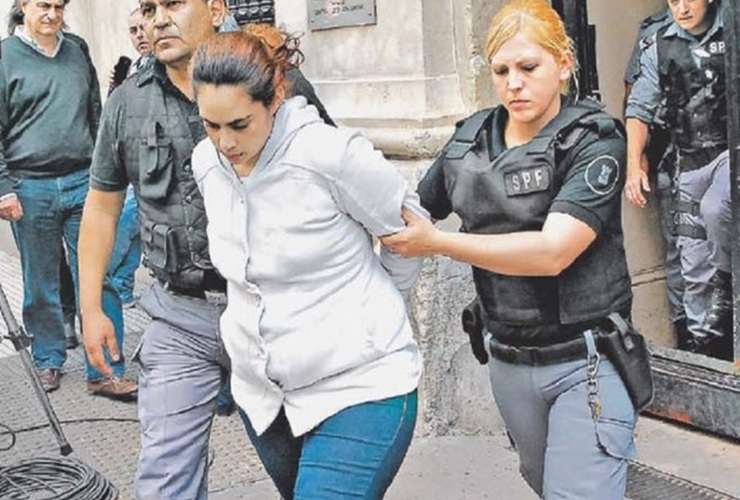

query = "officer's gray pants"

[
  {"left": 676, "top": 150, "right": 731, "bottom": 339},
  {"left": 656, "top": 171, "right": 685, "bottom": 323},
  {"left": 134, "top": 282, "right": 230, "bottom": 500},
  {"left": 488, "top": 353, "right": 637, "bottom": 499}
]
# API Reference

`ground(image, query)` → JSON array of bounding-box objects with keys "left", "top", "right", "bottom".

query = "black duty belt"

[
  {"left": 487, "top": 332, "right": 600, "bottom": 366},
  {"left": 160, "top": 280, "right": 227, "bottom": 305}
]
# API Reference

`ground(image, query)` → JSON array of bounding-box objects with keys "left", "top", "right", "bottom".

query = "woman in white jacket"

[{"left": 190, "top": 25, "right": 426, "bottom": 499}]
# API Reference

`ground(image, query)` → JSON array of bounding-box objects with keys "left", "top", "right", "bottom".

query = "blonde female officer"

[{"left": 383, "top": 0, "right": 638, "bottom": 497}]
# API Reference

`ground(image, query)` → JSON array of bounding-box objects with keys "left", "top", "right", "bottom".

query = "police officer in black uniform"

[
  {"left": 625, "top": 0, "right": 731, "bottom": 359},
  {"left": 622, "top": 8, "right": 692, "bottom": 349},
  {"left": 383, "top": 1, "right": 637, "bottom": 498}
]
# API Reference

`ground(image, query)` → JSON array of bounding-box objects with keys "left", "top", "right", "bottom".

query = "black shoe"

[
  {"left": 64, "top": 322, "right": 78, "bottom": 350},
  {"left": 705, "top": 270, "right": 732, "bottom": 335},
  {"left": 673, "top": 318, "right": 691, "bottom": 351},
  {"left": 708, "top": 333, "right": 734, "bottom": 362},
  {"left": 685, "top": 334, "right": 711, "bottom": 356}
]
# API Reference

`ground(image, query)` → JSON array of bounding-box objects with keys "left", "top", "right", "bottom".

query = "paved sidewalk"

[{"left": 217, "top": 417, "right": 740, "bottom": 500}]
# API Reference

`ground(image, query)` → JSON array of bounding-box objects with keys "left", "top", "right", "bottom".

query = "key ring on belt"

[{"left": 583, "top": 329, "right": 602, "bottom": 420}]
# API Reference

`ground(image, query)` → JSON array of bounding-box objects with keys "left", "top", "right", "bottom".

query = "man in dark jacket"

[{"left": 0, "top": 0, "right": 137, "bottom": 397}]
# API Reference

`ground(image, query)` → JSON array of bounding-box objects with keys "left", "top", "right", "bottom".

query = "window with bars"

[{"left": 226, "top": 0, "right": 275, "bottom": 26}]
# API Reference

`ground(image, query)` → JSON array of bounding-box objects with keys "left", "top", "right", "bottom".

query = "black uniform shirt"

[
  {"left": 422, "top": 105, "right": 626, "bottom": 236},
  {"left": 90, "top": 61, "right": 199, "bottom": 192}
]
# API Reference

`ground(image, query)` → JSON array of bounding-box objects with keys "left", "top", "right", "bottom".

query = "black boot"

[
  {"left": 708, "top": 332, "right": 734, "bottom": 362},
  {"left": 673, "top": 318, "right": 691, "bottom": 351},
  {"left": 686, "top": 335, "right": 713, "bottom": 357},
  {"left": 705, "top": 270, "right": 732, "bottom": 336}
]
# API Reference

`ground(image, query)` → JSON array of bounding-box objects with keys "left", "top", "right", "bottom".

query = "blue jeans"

[
  {"left": 238, "top": 390, "right": 417, "bottom": 500},
  {"left": 60, "top": 252, "right": 77, "bottom": 326},
  {"left": 11, "top": 169, "right": 126, "bottom": 380},
  {"left": 215, "top": 370, "right": 236, "bottom": 416},
  {"left": 109, "top": 185, "right": 141, "bottom": 303}
]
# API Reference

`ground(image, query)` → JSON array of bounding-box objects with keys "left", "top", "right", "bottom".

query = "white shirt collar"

[{"left": 13, "top": 25, "right": 64, "bottom": 58}]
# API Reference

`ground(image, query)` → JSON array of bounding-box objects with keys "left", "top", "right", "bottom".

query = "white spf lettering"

[
  {"left": 522, "top": 171, "right": 532, "bottom": 189},
  {"left": 510, "top": 168, "right": 547, "bottom": 194},
  {"left": 708, "top": 41, "right": 726, "bottom": 54},
  {"left": 534, "top": 169, "right": 544, "bottom": 187}
]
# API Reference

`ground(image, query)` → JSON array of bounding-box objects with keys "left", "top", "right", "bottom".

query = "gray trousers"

[
  {"left": 134, "top": 282, "right": 229, "bottom": 500},
  {"left": 656, "top": 171, "right": 685, "bottom": 323},
  {"left": 676, "top": 150, "right": 731, "bottom": 339},
  {"left": 487, "top": 336, "right": 637, "bottom": 499}
]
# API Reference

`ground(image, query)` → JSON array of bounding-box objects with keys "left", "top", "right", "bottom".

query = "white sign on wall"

[{"left": 308, "top": 0, "right": 377, "bottom": 31}]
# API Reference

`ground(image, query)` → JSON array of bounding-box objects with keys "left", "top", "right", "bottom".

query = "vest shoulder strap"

[
  {"left": 445, "top": 107, "right": 497, "bottom": 160},
  {"left": 641, "top": 9, "right": 670, "bottom": 31},
  {"left": 444, "top": 100, "right": 619, "bottom": 160},
  {"left": 527, "top": 98, "right": 609, "bottom": 155}
]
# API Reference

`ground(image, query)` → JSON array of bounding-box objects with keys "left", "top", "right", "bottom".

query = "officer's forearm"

[
  {"left": 430, "top": 213, "right": 596, "bottom": 278},
  {"left": 625, "top": 118, "right": 651, "bottom": 171},
  {"left": 79, "top": 188, "right": 125, "bottom": 313}
]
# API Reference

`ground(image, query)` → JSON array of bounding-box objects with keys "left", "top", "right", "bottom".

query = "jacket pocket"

[{"left": 139, "top": 121, "right": 174, "bottom": 202}]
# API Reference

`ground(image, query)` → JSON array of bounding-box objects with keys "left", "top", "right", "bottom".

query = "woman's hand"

[{"left": 380, "top": 207, "right": 439, "bottom": 257}]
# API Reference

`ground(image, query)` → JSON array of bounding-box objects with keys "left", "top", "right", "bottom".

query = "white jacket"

[{"left": 192, "top": 97, "right": 425, "bottom": 436}]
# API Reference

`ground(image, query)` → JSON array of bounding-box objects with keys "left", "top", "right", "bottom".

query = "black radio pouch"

[
  {"left": 461, "top": 298, "right": 488, "bottom": 365},
  {"left": 599, "top": 313, "right": 655, "bottom": 412}
]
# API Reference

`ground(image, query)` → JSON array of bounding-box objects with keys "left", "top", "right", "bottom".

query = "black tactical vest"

[
  {"left": 118, "top": 66, "right": 214, "bottom": 289},
  {"left": 441, "top": 100, "right": 632, "bottom": 344},
  {"left": 655, "top": 20, "right": 727, "bottom": 167}
]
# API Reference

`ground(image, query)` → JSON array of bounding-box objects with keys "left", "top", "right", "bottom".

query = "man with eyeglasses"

[
  {"left": 0, "top": 0, "right": 137, "bottom": 397},
  {"left": 624, "top": 0, "right": 732, "bottom": 360}
]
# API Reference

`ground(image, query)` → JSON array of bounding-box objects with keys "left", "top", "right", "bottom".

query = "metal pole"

[
  {"left": 0, "top": 281, "right": 73, "bottom": 456},
  {"left": 551, "top": 0, "right": 599, "bottom": 100},
  {"left": 724, "top": 0, "right": 740, "bottom": 368}
]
